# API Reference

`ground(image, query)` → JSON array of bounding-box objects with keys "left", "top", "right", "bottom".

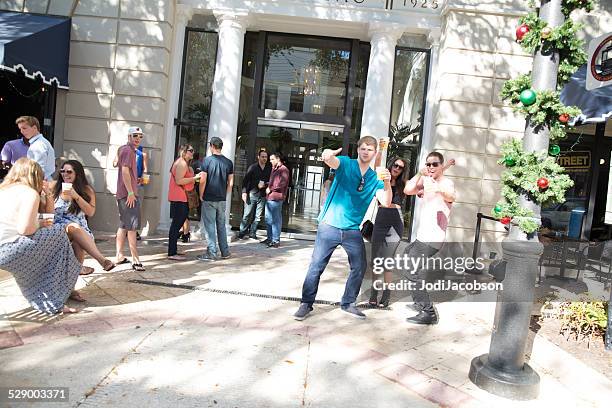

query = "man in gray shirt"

[{"left": 197, "top": 137, "right": 234, "bottom": 261}]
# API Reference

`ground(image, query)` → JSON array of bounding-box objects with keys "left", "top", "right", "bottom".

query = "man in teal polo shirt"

[{"left": 294, "top": 136, "right": 392, "bottom": 320}]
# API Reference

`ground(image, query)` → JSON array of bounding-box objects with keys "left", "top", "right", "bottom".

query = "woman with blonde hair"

[
  {"left": 0, "top": 158, "right": 82, "bottom": 314},
  {"left": 167, "top": 144, "right": 198, "bottom": 260}
]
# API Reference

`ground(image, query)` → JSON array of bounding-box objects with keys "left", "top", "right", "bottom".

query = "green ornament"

[
  {"left": 504, "top": 156, "right": 516, "bottom": 166},
  {"left": 519, "top": 89, "right": 537, "bottom": 106},
  {"left": 494, "top": 205, "right": 502, "bottom": 214},
  {"left": 549, "top": 144, "right": 561, "bottom": 155}
]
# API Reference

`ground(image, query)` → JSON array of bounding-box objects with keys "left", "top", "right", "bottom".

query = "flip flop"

[
  {"left": 69, "top": 291, "right": 86, "bottom": 302},
  {"left": 132, "top": 263, "right": 145, "bottom": 271},
  {"left": 116, "top": 258, "right": 130, "bottom": 265},
  {"left": 102, "top": 259, "right": 116, "bottom": 271},
  {"left": 79, "top": 266, "right": 95, "bottom": 276}
]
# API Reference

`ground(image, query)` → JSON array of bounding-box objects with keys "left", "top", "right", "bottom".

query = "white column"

[
  {"left": 158, "top": 4, "right": 194, "bottom": 232},
  {"left": 411, "top": 27, "right": 442, "bottom": 241},
  {"left": 207, "top": 11, "right": 249, "bottom": 225},
  {"left": 360, "top": 23, "right": 404, "bottom": 142}
]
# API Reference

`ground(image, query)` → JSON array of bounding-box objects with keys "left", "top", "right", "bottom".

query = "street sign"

[{"left": 586, "top": 32, "right": 612, "bottom": 91}]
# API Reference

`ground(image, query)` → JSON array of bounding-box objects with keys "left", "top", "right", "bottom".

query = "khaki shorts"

[{"left": 117, "top": 198, "right": 141, "bottom": 231}]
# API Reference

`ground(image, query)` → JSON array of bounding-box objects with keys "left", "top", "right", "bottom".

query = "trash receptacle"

[{"left": 568, "top": 207, "right": 586, "bottom": 239}]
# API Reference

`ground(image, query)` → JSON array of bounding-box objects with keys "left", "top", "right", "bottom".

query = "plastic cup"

[
  {"left": 62, "top": 182, "right": 72, "bottom": 191},
  {"left": 142, "top": 174, "right": 150, "bottom": 185},
  {"left": 378, "top": 137, "right": 389, "bottom": 151},
  {"left": 376, "top": 166, "right": 386, "bottom": 181}
]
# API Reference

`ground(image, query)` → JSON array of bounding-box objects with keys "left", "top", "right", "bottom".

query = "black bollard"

[
  {"left": 469, "top": 238, "right": 542, "bottom": 400},
  {"left": 606, "top": 284, "right": 611, "bottom": 351}
]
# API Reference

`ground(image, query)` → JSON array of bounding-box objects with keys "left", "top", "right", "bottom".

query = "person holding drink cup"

[
  {"left": 294, "top": 136, "right": 393, "bottom": 321},
  {"left": 402, "top": 151, "right": 456, "bottom": 325},
  {"left": 0, "top": 158, "right": 83, "bottom": 314},
  {"left": 47, "top": 160, "right": 116, "bottom": 276}
]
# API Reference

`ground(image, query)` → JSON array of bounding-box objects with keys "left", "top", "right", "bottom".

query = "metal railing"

[{"left": 472, "top": 212, "right": 498, "bottom": 261}]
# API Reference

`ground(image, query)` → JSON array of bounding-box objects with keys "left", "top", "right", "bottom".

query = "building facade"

[{"left": 1, "top": 0, "right": 610, "bottom": 246}]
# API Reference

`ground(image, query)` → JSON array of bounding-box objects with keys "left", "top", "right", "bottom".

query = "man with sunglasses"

[
  {"left": 403, "top": 151, "right": 456, "bottom": 325},
  {"left": 114, "top": 126, "right": 144, "bottom": 271},
  {"left": 294, "top": 136, "right": 393, "bottom": 321}
]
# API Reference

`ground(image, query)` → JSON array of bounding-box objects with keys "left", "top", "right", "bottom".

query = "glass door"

[{"left": 229, "top": 119, "right": 343, "bottom": 233}]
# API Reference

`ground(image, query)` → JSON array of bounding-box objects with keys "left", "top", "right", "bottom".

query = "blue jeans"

[
  {"left": 239, "top": 192, "right": 266, "bottom": 237},
  {"left": 301, "top": 223, "right": 367, "bottom": 307},
  {"left": 265, "top": 199, "right": 283, "bottom": 242},
  {"left": 200, "top": 200, "right": 229, "bottom": 257}
]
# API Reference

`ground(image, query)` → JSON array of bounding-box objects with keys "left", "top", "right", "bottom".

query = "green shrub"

[{"left": 559, "top": 299, "right": 608, "bottom": 347}]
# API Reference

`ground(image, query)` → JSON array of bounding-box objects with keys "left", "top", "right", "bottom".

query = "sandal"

[
  {"left": 69, "top": 290, "right": 86, "bottom": 302},
  {"left": 79, "top": 266, "right": 94, "bottom": 276},
  {"left": 62, "top": 305, "right": 78, "bottom": 314},
  {"left": 102, "top": 259, "right": 116, "bottom": 272},
  {"left": 132, "top": 263, "right": 145, "bottom": 271},
  {"left": 116, "top": 257, "right": 130, "bottom": 265},
  {"left": 167, "top": 255, "right": 187, "bottom": 261}
]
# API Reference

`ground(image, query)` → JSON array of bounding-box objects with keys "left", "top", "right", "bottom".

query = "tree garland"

[
  {"left": 494, "top": 139, "right": 574, "bottom": 233},
  {"left": 493, "top": 0, "right": 592, "bottom": 233}
]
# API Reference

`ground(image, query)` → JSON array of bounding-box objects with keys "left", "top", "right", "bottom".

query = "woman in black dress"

[{"left": 369, "top": 157, "right": 408, "bottom": 307}]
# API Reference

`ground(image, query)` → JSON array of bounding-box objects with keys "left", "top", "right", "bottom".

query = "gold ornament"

[{"left": 541, "top": 26, "right": 553, "bottom": 39}]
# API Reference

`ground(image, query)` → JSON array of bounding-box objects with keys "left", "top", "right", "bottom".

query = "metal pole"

[
  {"left": 472, "top": 213, "right": 482, "bottom": 261},
  {"left": 607, "top": 285, "right": 611, "bottom": 351},
  {"left": 469, "top": 0, "right": 566, "bottom": 399}
]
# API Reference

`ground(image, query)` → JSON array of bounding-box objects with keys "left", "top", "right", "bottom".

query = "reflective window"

[
  {"left": 176, "top": 29, "right": 218, "bottom": 220},
  {"left": 389, "top": 48, "right": 429, "bottom": 238},
  {"left": 261, "top": 35, "right": 351, "bottom": 117}
]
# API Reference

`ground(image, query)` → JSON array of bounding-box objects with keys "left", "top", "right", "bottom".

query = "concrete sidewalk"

[{"left": 0, "top": 234, "right": 610, "bottom": 408}]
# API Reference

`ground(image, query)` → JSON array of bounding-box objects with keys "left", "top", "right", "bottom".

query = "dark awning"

[
  {"left": 0, "top": 11, "right": 70, "bottom": 88},
  {"left": 560, "top": 64, "right": 612, "bottom": 125}
]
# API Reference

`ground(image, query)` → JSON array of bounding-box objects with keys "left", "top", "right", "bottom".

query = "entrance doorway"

[
  {"left": 254, "top": 119, "right": 344, "bottom": 232},
  {"left": 0, "top": 69, "right": 57, "bottom": 175}
]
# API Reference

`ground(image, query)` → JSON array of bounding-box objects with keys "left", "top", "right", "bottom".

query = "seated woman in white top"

[
  {"left": 47, "top": 160, "right": 115, "bottom": 275},
  {"left": 0, "top": 158, "right": 83, "bottom": 314}
]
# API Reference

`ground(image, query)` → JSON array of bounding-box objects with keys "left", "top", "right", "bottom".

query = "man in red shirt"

[
  {"left": 115, "top": 127, "right": 144, "bottom": 271},
  {"left": 262, "top": 152, "right": 290, "bottom": 248}
]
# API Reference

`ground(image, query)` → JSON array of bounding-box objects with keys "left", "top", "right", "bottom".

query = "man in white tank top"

[{"left": 403, "top": 152, "right": 456, "bottom": 325}]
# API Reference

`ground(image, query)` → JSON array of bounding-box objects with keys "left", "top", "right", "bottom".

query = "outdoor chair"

[{"left": 582, "top": 241, "right": 612, "bottom": 288}]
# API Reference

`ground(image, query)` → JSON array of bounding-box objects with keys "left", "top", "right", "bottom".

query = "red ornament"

[
  {"left": 516, "top": 24, "right": 530, "bottom": 41},
  {"left": 537, "top": 177, "right": 549, "bottom": 189},
  {"left": 500, "top": 216, "right": 512, "bottom": 225},
  {"left": 559, "top": 113, "right": 570, "bottom": 123}
]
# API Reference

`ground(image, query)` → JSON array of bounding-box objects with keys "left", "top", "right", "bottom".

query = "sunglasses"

[
  {"left": 357, "top": 176, "right": 365, "bottom": 192},
  {"left": 187, "top": 148, "right": 194, "bottom": 153},
  {"left": 425, "top": 162, "right": 441, "bottom": 168},
  {"left": 392, "top": 163, "right": 405, "bottom": 170},
  {"left": 60, "top": 169, "right": 74, "bottom": 174},
  {"left": 131, "top": 134, "right": 144, "bottom": 139}
]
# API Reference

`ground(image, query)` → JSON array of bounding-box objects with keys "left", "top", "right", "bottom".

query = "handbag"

[
  {"left": 185, "top": 188, "right": 200, "bottom": 210},
  {"left": 172, "top": 164, "right": 200, "bottom": 210},
  {"left": 360, "top": 196, "right": 379, "bottom": 241}
]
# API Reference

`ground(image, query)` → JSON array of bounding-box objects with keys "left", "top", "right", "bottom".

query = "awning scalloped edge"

[
  {"left": 570, "top": 111, "right": 612, "bottom": 126},
  {"left": 0, "top": 63, "right": 68, "bottom": 89}
]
